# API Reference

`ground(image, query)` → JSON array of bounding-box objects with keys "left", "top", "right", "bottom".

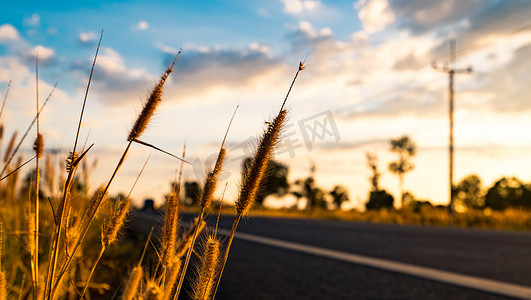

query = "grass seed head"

[
  {"left": 200, "top": 147, "right": 226, "bottom": 210},
  {"left": 162, "top": 257, "right": 181, "bottom": 299},
  {"left": 193, "top": 237, "right": 221, "bottom": 300},
  {"left": 143, "top": 280, "right": 162, "bottom": 300},
  {"left": 122, "top": 265, "right": 143, "bottom": 300},
  {"left": 65, "top": 151, "right": 78, "bottom": 173},
  {"left": 128, "top": 66, "right": 174, "bottom": 141},
  {"left": 162, "top": 191, "right": 179, "bottom": 265},
  {"left": 24, "top": 211, "right": 35, "bottom": 256},
  {"left": 236, "top": 109, "right": 287, "bottom": 215},
  {"left": 33, "top": 133, "right": 43, "bottom": 159},
  {"left": 102, "top": 198, "right": 130, "bottom": 247},
  {"left": 175, "top": 218, "right": 206, "bottom": 258}
]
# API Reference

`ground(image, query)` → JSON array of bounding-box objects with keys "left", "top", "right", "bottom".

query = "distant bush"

[
  {"left": 485, "top": 177, "right": 531, "bottom": 210},
  {"left": 366, "top": 190, "right": 394, "bottom": 210}
]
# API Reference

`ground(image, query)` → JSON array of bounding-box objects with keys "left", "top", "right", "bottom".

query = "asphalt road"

[{"left": 131, "top": 210, "right": 531, "bottom": 299}]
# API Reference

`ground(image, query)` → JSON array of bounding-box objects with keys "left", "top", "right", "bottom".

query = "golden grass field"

[
  {"left": 0, "top": 36, "right": 529, "bottom": 300},
  {"left": 181, "top": 204, "right": 531, "bottom": 231},
  {"left": 0, "top": 37, "right": 306, "bottom": 299}
]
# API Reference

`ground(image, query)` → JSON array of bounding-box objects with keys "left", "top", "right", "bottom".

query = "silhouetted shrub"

[{"left": 366, "top": 190, "right": 394, "bottom": 210}]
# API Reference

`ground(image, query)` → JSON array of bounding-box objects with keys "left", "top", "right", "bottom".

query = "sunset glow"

[{"left": 1, "top": 0, "right": 530, "bottom": 209}]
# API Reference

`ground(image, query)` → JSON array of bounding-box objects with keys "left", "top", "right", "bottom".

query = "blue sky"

[{"left": 1, "top": 0, "right": 531, "bottom": 209}]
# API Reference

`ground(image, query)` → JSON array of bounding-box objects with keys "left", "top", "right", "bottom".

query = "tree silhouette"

[
  {"left": 365, "top": 152, "right": 394, "bottom": 210},
  {"left": 366, "top": 152, "right": 380, "bottom": 192},
  {"left": 484, "top": 177, "right": 531, "bottom": 210},
  {"left": 366, "top": 190, "right": 394, "bottom": 210},
  {"left": 455, "top": 174, "right": 483, "bottom": 209},
  {"left": 184, "top": 181, "right": 201, "bottom": 206},
  {"left": 402, "top": 191, "right": 433, "bottom": 213},
  {"left": 291, "top": 176, "right": 327, "bottom": 210},
  {"left": 330, "top": 185, "right": 349, "bottom": 210},
  {"left": 388, "top": 135, "right": 416, "bottom": 209}
]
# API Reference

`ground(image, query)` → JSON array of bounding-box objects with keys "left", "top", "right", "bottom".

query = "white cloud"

[
  {"left": 155, "top": 41, "right": 180, "bottom": 55},
  {"left": 356, "top": 0, "right": 395, "bottom": 33},
  {"left": 27, "top": 45, "right": 55, "bottom": 61},
  {"left": 460, "top": 31, "right": 531, "bottom": 73},
  {"left": 414, "top": 1, "right": 455, "bottom": 24},
  {"left": 299, "top": 21, "right": 316, "bottom": 37},
  {"left": 249, "top": 42, "right": 271, "bottom": 54},
  {"left": 320, "top": 27, "right": 332, "bottom": 36},
  {"left": 24, "top": 13, "right": 40, "bottom": 27},
  {"left": 279, "top": 0, "right": 321, "bottom": 15},
  {"left": 136, "top": 20, "right": 149, "bottom": 31},
  {"left": 97, "top": 48, "right": 126, "bottom": 74},
  {"left": 351, "top": 31, "right": 368, "bottom": 43},
  {"left": 72, "top": 46, "right": 155, "bottom": 107},
  {"left": 78, "top": 31, "right": 98, "bottom": 44},
  {"left": 0, "top": 24, "right": 20, "bottom": 42},
  {"left": 0, "top": 55, "right": 69, "bottom": 125}
]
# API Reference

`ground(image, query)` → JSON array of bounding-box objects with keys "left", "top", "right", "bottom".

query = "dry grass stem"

[
  {"left": 213, "top": 62, "right": 305, "bottom": 298},
  {"left": 3, "top": 131, "right": 17, "bottom": 164},
  {"left": 59, "top": 55, "right": 181, "bottom": 280},
  {"left": 0, "top": 44, "right": 310, "bottom": 300},
  {"left": 45, "top": 31, "right": 103, "bottom": 299},
  {"left": 122, "top": 266, "right": 142, "bottom": 300},
  {"left": 132, "top": 138, "right": 189, "bottom": 164},
  {"left": 175, "top": 218, "right": 206, "bottom": 259},
  {"left": 0, "top": 80, "right": 11, "bottom": 121},
  {"left": 82, "top": 156, "right": 148, "bottom": 298},
  {"left": 0, "top": 82, "right": 56, "bottom": 178},
  {"left": 200, "top": 104, "right": 239, "bottom": 211},
  {"left": 161, "top": 142, "right": 186, "bottom": 270},
  {"left": 143, "top": 280, "right": 162, "bottom": 300},
  {"left": 33, "top": 55, "right": 41, "bottom": 300},
  {"left": 162, "top": 258, "right": 181, "bottom": 299},
  {"left": 0, "top": 271, "right": 6, "bottom": 300},
  {"left": 174, "top": 105, "right": 238, "bottom": 298},
  {"left": 71, "top": 30, "right": 103, "bottom": 159},
  {"left": 0, "top": 156, "right": 35, "bottom": 182},
  {"left": 173, "top": 213, "right": 207, "bottom": 299},
  {"left": 0, "top": 223, "right": 4, "bottom": 300},
  {"left": 50, "top": 52, "right": 180, "bottom": 295}
]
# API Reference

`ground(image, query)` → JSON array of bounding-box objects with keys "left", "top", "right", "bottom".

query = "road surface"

[{"left": 131, "top": 210, "right": 531, "bottom": 299}]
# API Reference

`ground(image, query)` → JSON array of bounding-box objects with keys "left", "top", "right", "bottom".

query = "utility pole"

[{"left": 432, "top": 40, "right": 472, "bottom": 220}]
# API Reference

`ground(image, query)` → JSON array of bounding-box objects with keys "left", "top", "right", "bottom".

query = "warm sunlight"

[{"left": 0, "top": 1, "right": 530, "bottom": 299}]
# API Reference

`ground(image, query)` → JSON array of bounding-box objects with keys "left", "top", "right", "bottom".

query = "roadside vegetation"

[
  {"left": 0, "top": 32, "right": 306, "bottom": 299},
  {"left": 0, "top": 32, "right": 529, "bottom": 300},
  {"left": 180, "top": 136, "right": 531, "bottom": 231}
]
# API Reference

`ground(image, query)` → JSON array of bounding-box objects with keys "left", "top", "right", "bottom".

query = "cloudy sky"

[{"left": 1, "top": 0, "right": 530, "bottom": 209}]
